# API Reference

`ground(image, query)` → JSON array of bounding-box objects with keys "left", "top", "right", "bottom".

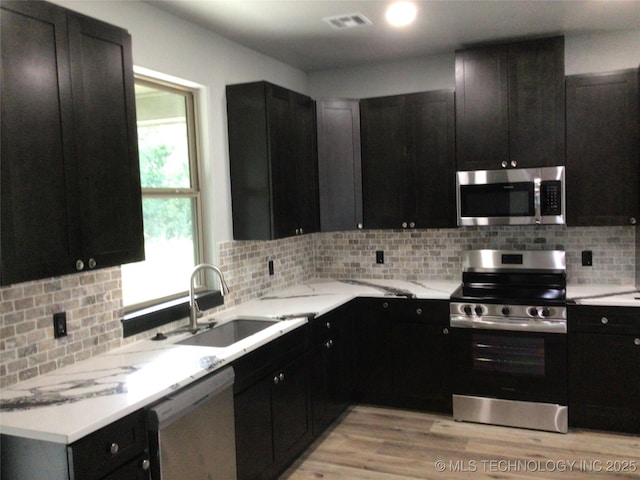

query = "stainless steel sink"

[{"left": 177, "top": 319, "right": 279, "bottom": 347}]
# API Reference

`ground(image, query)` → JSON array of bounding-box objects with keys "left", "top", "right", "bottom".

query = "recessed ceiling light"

[{"left": 385, "top": 1, "right": 417, "bottom": 27}]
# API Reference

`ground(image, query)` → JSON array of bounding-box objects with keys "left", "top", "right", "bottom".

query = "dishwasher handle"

[{"left": 147, "top": 366, "right": 235, "bottom": 431}]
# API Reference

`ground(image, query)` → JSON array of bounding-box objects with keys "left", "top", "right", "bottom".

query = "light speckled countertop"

[{"left": 0, "top": 278, "right": 457, "bottom": 444}]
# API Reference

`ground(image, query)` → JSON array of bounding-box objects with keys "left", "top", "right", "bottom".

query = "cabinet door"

[
  {"left": 316, "top": 99, "right": 363, "bottom": 231},
  {"left": 566, "top": 69, "right": 639, "bottom": 226},
  {"left": 392, "top": 323, "right": 452, "bottom": 413},
  {"left": 406, "top": 91, "right": 456, "bottom": 228},
  {"left": 361, "top": 95, "right": 410, "bottom": 228},
  {"left": 0, "top": 1, "right": 79, "bottom": 284},
  {"left": 271, "top": 355, "right": 310, "bottom": 465},
  {"left": 569, "top": 332, "right": 640, "bottom": 433},
  {"left": 235, "top": 378, "right": 273, "bottom": 480},
  {"left": 508, "top": 37, "right": 565, "bottom": 168},
  {"left": 455, "top": 44, "right": 509, "bottom": 171},
  {"left": 350, "top": 299, "right": 393, "bottom": 402},
  {"left": 291, "top": 92, "right": 319, "bottom": 235},
  {"left": 68, "top": 12, "right": 143, "bottom": 269},
  {"left": 267, "top": 84, "right": 297, "bottom": 239}
]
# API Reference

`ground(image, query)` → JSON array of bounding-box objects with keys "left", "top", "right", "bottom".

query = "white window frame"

[{"left": 123, "top": 74, "right": 206, "bottom": 311}]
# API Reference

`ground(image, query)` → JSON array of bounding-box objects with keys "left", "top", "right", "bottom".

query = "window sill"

[{"left": 121, "top": 290, "right": 224, "bottom": 337}]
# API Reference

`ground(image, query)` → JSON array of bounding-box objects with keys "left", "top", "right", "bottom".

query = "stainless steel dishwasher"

[{"left": 147, "top": 366, "right": 237, "bottom": 479}]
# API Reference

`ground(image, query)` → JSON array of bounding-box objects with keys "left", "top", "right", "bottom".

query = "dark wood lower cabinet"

[
  {"left": 351, "top": 298, "right": 452, "bottom": 412},
  {"left": 309, "top": 303, "right": 352, "bottom": 435},
  {"left": 1, "top": 410, "right": 150, "bottom": 480},
  {"left": 568, "top": 305, "right": 640, "bottom": 433},
  {"left": 233, "top": 330, "right": 311, "bottom": 480}
]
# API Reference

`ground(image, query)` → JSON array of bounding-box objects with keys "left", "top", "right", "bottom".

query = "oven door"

[{"left": 450, "top": 327, "right": 567, "bottom": 405}]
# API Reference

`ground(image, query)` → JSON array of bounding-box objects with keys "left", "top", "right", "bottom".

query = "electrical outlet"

[
  {"left": 268, "top": 259, "right": 274, "bottom": 276},
  {"left": 581, "top": 250, "right": 593, "bottom": 267},
  {"left": 376, "top": 250, "right": 384, "bottom": 264},
  {"left": 53, "top": 312, "right": 67, "bottom": 338}
]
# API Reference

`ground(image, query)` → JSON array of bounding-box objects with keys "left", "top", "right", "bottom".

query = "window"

[{"left": 121, "top": 76, "right": 204, "bottom": 308}]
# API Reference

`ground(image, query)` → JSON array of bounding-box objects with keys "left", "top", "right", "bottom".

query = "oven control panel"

[{"left": 450, "top": 302, "right": 567, "bottom": 334}]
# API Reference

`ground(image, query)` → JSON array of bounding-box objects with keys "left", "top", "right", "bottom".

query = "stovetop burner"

[{"left": 450, "top": 249, "right": 567, "bottom": 326}]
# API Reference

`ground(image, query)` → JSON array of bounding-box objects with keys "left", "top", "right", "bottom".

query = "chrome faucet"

[{"left": 189, "top": 263, "right": 230, "bottom": 332}]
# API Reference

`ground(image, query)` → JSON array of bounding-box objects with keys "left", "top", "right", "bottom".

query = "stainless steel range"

[{"left": 449, "top": 249, "right": 568, "bottom": 433}]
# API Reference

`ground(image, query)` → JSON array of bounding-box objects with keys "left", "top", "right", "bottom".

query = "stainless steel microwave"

[{"left": 456, "top": 166, "right": 565, "bottom": 226}]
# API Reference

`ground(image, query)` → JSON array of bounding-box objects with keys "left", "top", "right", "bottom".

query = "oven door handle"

[{"left": 450, "top": 315, "right": 566, "bottom": 334}]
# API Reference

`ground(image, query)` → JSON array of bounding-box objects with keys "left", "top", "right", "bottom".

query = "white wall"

[
  {"left": 308, "top": 28, "right": 640, "bottom": 98},
  {"left": 51, "top": 0, "right": 309, "bottom": 262}
]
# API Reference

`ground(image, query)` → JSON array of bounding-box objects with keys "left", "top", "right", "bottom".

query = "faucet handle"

[{"left": 193, "top": 299, "right": 204, "bottom": 318}]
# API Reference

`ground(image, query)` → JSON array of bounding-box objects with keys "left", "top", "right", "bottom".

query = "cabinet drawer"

[
  {"left": 68, "top": 410, "right": 147, "bottom": 480},
  {"left": 569, "top": 306, "right": 640, "bottom": 334}
]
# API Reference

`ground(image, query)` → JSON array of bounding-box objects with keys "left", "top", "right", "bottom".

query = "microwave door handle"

[{"left": 534, "top": 177, "right": 542, "bottom": 224}]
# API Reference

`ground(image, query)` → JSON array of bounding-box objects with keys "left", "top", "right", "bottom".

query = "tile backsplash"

[{"left": 1, "top": 225, "right": 636, "bottom": 387}]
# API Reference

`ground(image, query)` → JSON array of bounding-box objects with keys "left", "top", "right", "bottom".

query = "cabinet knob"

[
  {"left": 279, "top": 372, "right": 285, "bottom": 381},
  {"left": 511, "top": 160, "right": 518, "bottom": 168},
  {"left": 631, "top": 217, "right": 637, "bottom": 225},
  {"left": 273, "top": 376, "right": 280, "bottom": 385},
  {"left": 325, "top": 340, "right": 333, "bottom": 349},
  {"left": 75, "top": 259, "right": 85, "bottom": 271},
  {"left": 382, "top": 302, "right": 389, "bottom": 309},
  {"left": 601, "top": 317, "right": 609, "bottom": 325},
  {"left": 443, "top": 328, "right": 449, "bottom": 335},
  {"left": 416, "top": 308, "right": 422, "bottom": 315},
  {"left": 325, "top": 321, "right": 331, "bottom": 329},
  {"left": 357, "top": 223, "right": 363, "bottom": 229},
  {"left": 295, "top": 228, "right": 300, "bottom": 235},
  {"left": 141, "top": 459, "right": 150, "bottom": 471},
  {"left": 109, "top": 443, "right": 119, "bottom": 455},
  {"left": 401, "top": 222, "right": 408, "bottom": 228},
  {"left": 501, "top": 161, "right": 508, "bottom": 168},
  {"left": 88, "top": 258, "right": 96, "bottom": 269},
  {"left": 299, "top": 228, "right": 304, "bottom": 234},
  {"left": 409, "top": 222, "right": 415, "bottom": 228},
  {"left": 634, "top": 338, "right": 640, "bottom": 346}
]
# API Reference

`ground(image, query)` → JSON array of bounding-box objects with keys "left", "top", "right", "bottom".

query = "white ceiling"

[{"left": 146, "top": 0, "right": 640, "bottom": 72}]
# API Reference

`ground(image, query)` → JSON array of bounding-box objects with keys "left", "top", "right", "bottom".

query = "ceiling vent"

[{"left": 323, "top": 13, "right": 372, "bottom": 30}]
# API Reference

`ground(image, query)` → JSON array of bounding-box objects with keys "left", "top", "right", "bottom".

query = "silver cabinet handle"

[
  {"left": 382, "top": 302, "right": 389, "bottom": 309},
  {"left": 501, "top": 161, "right": 508, "bottom": 168},
  {"left": 443, "top": 328, "right": 449, "bottom": 335},
  {"left": 88, "top": 258, "right": 96, "bottom": 269},
  {"left": 75, "top": 259, "right": 84, "bottom": 271},
  {"left": 141, "top": 459, "right": 150, "bottom": 471},
  {"left": 273, "top": 376, "right": 279, "bottom": 385},
  {"left": 511, "top": 160, "right": 518, "bottom": 168},
  {"left": 326, "top": 321, "right": 331, "bottom": 329},
  {"left": 409, "top": 221, "right": 415, "bottom": 228},
  {"left": 634, "top": 338, "right": 640, "bottom": 346},
  {"left": 357, "top": 223, "right": 363, "bottom": 229},
  {"left": 601, "top": 317, "right": 609, "bottom": 325},
  {"left": 401, "top": 222, "right": 408, "bottom": 228},
  {"left": 279, "top": 372, "right": 284, "bottom": 382},
  {"left": 631, "top": 217, "right": 637, "bottom": 225},
  {"left": 110, "top": 443, "right": 119, "bottom": 455},
  {"left": 299, "top": 228, "right": 304, "bottom": 234},
  {"left": 416, "top": 308, "right": 422, "bottom": 315}
]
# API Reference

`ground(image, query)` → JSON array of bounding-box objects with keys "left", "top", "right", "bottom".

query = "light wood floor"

[{"left": 280, "top": 405, "right": 640, "bottom": 479}]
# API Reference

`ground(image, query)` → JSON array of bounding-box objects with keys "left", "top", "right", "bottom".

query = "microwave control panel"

[{"left": 541, "top": 181, "right": 562, "bottom": 215}]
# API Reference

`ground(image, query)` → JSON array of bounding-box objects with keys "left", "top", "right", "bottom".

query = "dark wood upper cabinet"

[
  {"left": 226, "top": 81, "right": 319, "bottom": 240},
  {"left": 566, "top": 68, "right": 639, "bottom": 226},
  {"left": 316, "top": 99, "right": 363, "bottom": 232},
  {"left": 456, "top": 36, "right": 565, "bottom": 171},
  {"left": 360, "top": 90, "right": 456, "bottom": 229},
  {"left": 0, "top": 0, "right": 143, "bottom": 286}
]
